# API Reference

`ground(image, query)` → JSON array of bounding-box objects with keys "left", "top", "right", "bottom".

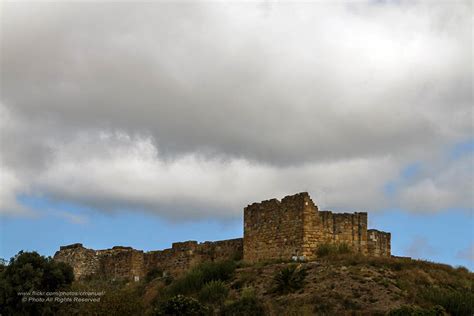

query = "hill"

[{"left": 56, "top": 253, "right": 473, "bottom": 315}]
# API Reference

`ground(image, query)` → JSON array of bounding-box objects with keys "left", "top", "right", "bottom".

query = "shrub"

[
  {"left": 342, "top": 297, "right": 361, "bottom": 310},
  {"left": 0, "top": 251, "right": 74, "bottom": 316},
  {"left": 315, "top": 243, "right": 352, "bottom": 257},
  {"left": 221, "top": 288, "right": 265, "bottom": 316},
  {"left": 146, "top": 267, "right": 164, "bottom": 283},
  {"left": 168, "top": 269, "right": 205, "bottom": 296},
  {"left": 198, "top": 260, "right": 236, "bottom": 283},
  {"left": 455, "top": 266, "right": 469, "bottom": 273},
  {"left": 420, "top": 287, "right": 474, "bottom": 316},
  {"left": 163, "top": 274, "right": 174, "bottom": 285},
  {"left": 90, "top": 285, "right": 144, "bottom": 315},
  {"left": 231, "top": 270, "right": 257, "bottom": 289},
  {"left": 57, "top": 276, "right": 145, "bottom": 315},
  {"left": 198, "top": 280, "right": 228, "bottom": 305},
  {"left": 387, "top": 305, "right": 447, "bottom": 316},
  {"left": 337, "top": 243, "right": 352, "bottom": 254},
  {"left": 167, "top": 260, "right": 236, "bottom": 297},
  {"left": 312, "top": 294, "right": 334, "bottom": 315},
  {"left": 153, "top": 295, "right": 208, "bottom": 316},
  {"left": 272, "top": 264, "right": 307, "bottom": 294}
]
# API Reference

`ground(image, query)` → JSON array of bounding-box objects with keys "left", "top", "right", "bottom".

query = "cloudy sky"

[{"left": 0, "top": 1, "right": 472, "bottom": 268}]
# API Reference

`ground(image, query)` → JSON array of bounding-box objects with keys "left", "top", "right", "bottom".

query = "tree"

[
  {"left": 0, "top": 251, "right": 74, "bottom": 316},
  {"left": 272, "top": 264, "right": 307, "bottom": 294}
]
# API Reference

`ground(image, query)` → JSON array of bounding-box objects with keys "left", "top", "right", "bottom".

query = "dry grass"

[
  {"left": 229, "top": 255, "right": 473, "bottom": 315},
  {"left": 67, "top": 255, "right": 473, "bottom": 315}
]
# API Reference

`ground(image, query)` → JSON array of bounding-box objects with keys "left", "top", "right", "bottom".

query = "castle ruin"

[
  {"left": 54, "top": 192, "right": 391, "bottom": 281},
  {"left": 243, "top": 192, "right": 390, "bottom": 262}
]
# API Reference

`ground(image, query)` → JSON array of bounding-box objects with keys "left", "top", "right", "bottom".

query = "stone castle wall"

[
  {"left": 54, "top": 239, "right": 242, "bottom": 281},
  {"left": 368, "top": 229, "right": 391, "bottom": 257},
  {"left": 243, "top": 195, "right": 306, "bottom": 263},
  {"left": 55, "top": 192, "right": 391, "bottom": 280},
  {"left": 143, "top": 239, "right": 243, "bottom": 276},
  {"left": 243, "top": 192, "right": 390, "bottom": 262},
  {"left": 313, "top": 211, "right": 369, "bottom": 255}
]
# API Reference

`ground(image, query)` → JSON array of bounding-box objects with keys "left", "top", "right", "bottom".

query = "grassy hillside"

[
  {"left": 57, "top": 252, "right": 473, "bottom": 315},
  {"left": 228, "top": 255, "right": 473, "bottom": 315}
]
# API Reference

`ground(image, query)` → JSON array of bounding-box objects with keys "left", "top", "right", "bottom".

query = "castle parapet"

[
  {"left": 112, "top": 246, "right": 134, "bottom": 250},
  {"left": 172, "top": 241, "right": 198, "bottom": 250},
  {"left": 281, "top": 192, "right": 317, "bottom": 210}
]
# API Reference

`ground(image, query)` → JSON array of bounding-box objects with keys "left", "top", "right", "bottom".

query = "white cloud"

[
  {"left": 0, "top": 1, "right": 471, "bottom": 219},
  {"left": 397, "top": 154, "right": 473, "bottom": 212},
  {"left": 2, "top": 1, "right": 470, "bottom": 163},
  {"left": 0, "top": 105, "right": 32, "bottom": 216},
  {"left": 0, "top": 104, "right": 471, "bottom": 219},
  {"left": 0, "top": 163, "right": 31, "bottom": 216},
  {"left": 33, "top": 131, "right": 397, "bottom": 219}
]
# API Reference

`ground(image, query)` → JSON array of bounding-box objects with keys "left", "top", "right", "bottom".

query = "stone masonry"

[
  {"left": 54, "top": 192, "right": 391, "bottom": 280},
  {"left": 54, "top": 239, "right": 243, "bottom": 281},
  {"left": 243, "top": 192, "right": 391, "bottom": 262}
]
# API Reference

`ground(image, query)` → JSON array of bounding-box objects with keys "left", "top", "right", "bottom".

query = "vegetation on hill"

[
  {"left": 0, "top": 250, "right": 473, "bottom": 315},
  {"left": 0, "top": 251, "right": 74, "bottom": 315}
]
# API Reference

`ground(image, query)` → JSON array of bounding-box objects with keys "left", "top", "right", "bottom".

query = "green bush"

[
  {"left": 145, "top": 267, "right": 164, "bottom": 283},
  {"left": 420, "top": 287, "right": 474, "bottom": 316},
  {"left": 197, "top": 260, "right": 236, "bottom": 283},
  {"left": 312, "top": 298, "right": 334, "bottom": 315},
  {"left": 0, "top": 251, "right": 74, "bottom": 316},
  {"left": 198, "top": 280, "right": 228, "bottom": 305},
  {"left": 153, "top": 295, "right": 208, "bottom": 316},
  {"left": 231, "top": 270, "right": 257, "bottom": 289},
  {"left": 272, "top": 264, "right": 307, "bottom": 294},
  {"left": 221, "top": 288, "right": 265, "bottom": 316},
  {"left": 163, "top": 274, "right": 174, "bottom": 285},
  {"left": 337, "top": 243, "right": 352, "bottom": 254},
  {"left": 168, "top": 260, "right": 236, "bottom": 296},
  {"left": 56, "top": 276, "right": 145, "bottom": 315},
  {"left": 315, "top": 243, "right": 352, "bottom": 257},
  {"left": 387, "top": 305, "right": 447, "bottom": 316},
  {"left": 455, "top": 266, "right": 469, "bottom": 273},
  {"left": 168, "top": 270, "right": 205, "bottom": 296}
]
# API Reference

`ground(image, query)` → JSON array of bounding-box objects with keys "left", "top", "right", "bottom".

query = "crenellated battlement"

[{"left": 245, "top": 192, "right": 317, "bottom": 213}]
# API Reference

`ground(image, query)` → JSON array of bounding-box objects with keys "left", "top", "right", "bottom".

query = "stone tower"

[{"left": 243, "top": 192, "right": 390, "bottom": 262}]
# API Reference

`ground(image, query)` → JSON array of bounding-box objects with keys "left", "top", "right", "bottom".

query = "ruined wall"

[
  {"left": 368, "top": 230, "right": 391, "bottom": 257},
  {"left": 96, "top": 247, "right": 145, "bottom": 280},
  {"left": 299, "top": 194, "right": 368, "bottom": 258},
  {"left": 54, "top": 244, "right": 101, "bottom": 279},
  {"left": 243, "top": 192, "right": 390, "bottom": 262},
  {"left": 55, "top": 192, "right": 392, "bottom": 279},
  {"left": 144, "top": 239, "right": 243, "bottom": 276},
  {"left": 243, "top": 193, "right": 308, "bottom": 262},
  {"left": 54, "top": 238, "right": 242, "bottom": 281},
  {"left": 314, "top": 211, "right": 368, "bottom": 255}
]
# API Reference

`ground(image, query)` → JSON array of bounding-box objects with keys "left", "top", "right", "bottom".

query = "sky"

[{"left": 0, "top": 1, "right": 472, "bottom": 269}]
